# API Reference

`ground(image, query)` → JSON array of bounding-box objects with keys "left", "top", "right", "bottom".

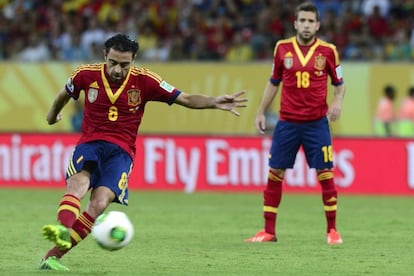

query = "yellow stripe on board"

[{"left": 1, "top": 62, "right": 413, "bottom": 136}]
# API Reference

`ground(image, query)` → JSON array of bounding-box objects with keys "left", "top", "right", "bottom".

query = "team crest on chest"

[
  {"left": 314, "top": 54, "right": 326, "bottom": 70},
  {"left": 283, "top": 52, "right": 293, "bottom": 69},
  {"left": 127, "top": 89, "right": 141, "bottom": 106}
]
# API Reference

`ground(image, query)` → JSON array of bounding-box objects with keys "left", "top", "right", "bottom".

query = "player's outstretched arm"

[
  {"left": 175, "top": 90, "right": 247, "bottom": 116},
  {"left": 46, "top": 88, "right": 72, "bottom": 125}
]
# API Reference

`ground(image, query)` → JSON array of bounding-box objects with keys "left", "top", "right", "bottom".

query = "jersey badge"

[
  {"left": 160, "top": 80, "right": 175, "bottom": 93},
  {"left": 87, "top": 87, "right": 98, "bottom": 103},
  {"left": 66, "top": 77, "right": 74, "bottom": 93},
  {"left": 283, "top": 52, "right": 293, "bottom": 69},
  {"left": 314, "top": 54, "right": 326, "bottom": 70},
  {"left": 335, "top": 65, "right": 343, "bottom": 79},
  {"left": 127, "top": 89, "right": 141, "bottom": 106}
]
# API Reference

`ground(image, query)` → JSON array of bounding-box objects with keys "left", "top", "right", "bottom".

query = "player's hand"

[
  {"left": 47, "top": 113, "right": 62, "bottom": 125},
  {"left": 255, "top": 113, "right": 266, "bottom": 135},
  {"left": 215, "top": 90, "right": 247, "bottom": 116},
  {"left": 327, "top": 103, "right": 342, "bottom": 122}
]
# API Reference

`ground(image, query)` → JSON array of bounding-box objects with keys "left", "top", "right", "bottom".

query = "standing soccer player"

[
  {"left": 245, "top": 2, "right": 345, "bottom": 244},
  {"left": 39, "top": 33, "right": 247, "bottom": 271},
  {"left": 374, "top": 85, "right": 396, "bottom": 136},
  {"left": 397, "top": 86, "right": 414, "bottom": 136}
]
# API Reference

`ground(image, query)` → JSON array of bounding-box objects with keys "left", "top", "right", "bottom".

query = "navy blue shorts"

[
  {"left": 268, "top": 116, "right": 333, "bottom": 169},
  {"left": 66, "top": 140, "right": 133, "bottom": 205}
]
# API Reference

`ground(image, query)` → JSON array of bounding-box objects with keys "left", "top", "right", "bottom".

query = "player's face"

[
  {"left": 104, "top": 48, "right": 134, "bottom": 83},
  {"left": 294, "top": 11, "right": 320, "bottom": 45}
]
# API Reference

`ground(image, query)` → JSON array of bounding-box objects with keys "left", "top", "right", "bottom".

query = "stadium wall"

[
  {"left": 0, "top": 133, "right": 413, "bottom": 195},
  {"left": 1, "top": 62, "right": 413, "bottom": 136}
]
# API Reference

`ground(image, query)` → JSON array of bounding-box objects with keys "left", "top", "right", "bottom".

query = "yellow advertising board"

[{"left": 0, "top": 62, "right": 413, "bottom": 136}]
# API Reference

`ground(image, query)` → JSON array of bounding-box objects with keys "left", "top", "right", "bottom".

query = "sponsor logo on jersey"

[
  {"left": 127, "top": 89, "right": 141, "bottom": 106},
  {"left": 160, "top": 81, "right": 175, "bottom": 93},
  {"left": 66, "top": 77, "right": 74, "bottom": 93},
  {"left": 314, "top": 54, "right": 326, "bottom": 70},
  {"left": 87, "top": 88, "right": 98, "bottom": 103},
  {"left": 90, "top": 81, "right": 99, "bottom": 89}
]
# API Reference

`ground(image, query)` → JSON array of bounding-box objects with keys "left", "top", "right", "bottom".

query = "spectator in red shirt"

[{"left": 366, "top": 5, "right": 389, "bottom": 43}]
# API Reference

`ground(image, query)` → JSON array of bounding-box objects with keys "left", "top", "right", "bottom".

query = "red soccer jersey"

[
  {"left": 271, "top": 37, "right": 343, "bottom": 121},
  {"left": 66, "top": 63, "right": 181, "bottom": 158}
]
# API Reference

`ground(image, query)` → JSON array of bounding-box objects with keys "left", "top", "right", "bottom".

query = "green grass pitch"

[{"left": 0, "top": 188, "right": 412, "bottom": 275}]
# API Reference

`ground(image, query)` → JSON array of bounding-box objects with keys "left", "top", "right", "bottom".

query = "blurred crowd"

[{"left": 1, "top": 0, "right": 414, "bottom": 63}]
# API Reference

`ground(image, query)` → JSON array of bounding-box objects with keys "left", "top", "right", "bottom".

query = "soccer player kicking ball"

[
  {"left": 39, "top": 33, "right": 247, "bottom": 271},
  {"left": 245, "top": 2, "right": 345, "bottom": 245}
]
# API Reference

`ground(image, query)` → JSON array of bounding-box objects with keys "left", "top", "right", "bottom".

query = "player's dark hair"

[
  {"left": 104, "top": 34, "right": 139, "bottom": 57},
  {"left": 295, "top": 2, "right": 320, "bottom": 22},
  {"left": 384, "top": 85, "right": 396, "bottom": 100},
  {"left": 408, "top": 87, "right": 414, "bottom": 98}
]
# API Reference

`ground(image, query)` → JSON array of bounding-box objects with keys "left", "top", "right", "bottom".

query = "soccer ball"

[{"left": 91, "top": 211, "right": 134, "bottom": 251}]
